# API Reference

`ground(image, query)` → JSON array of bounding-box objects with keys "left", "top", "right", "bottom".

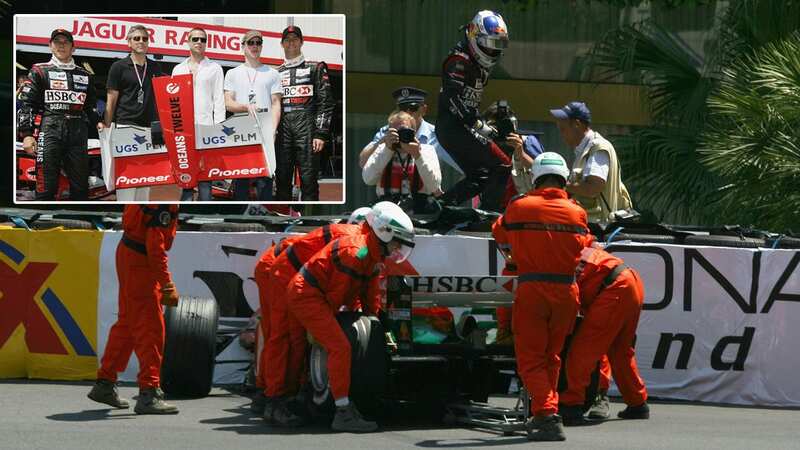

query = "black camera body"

[
  {"left": 397, "top": 127, "right": 416, "bottom": 144},
  {"left": 494, "top": 100, "right": 518, "bottom": 140}
]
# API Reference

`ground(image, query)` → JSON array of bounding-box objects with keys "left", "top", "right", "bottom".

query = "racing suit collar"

[
  {"left": 283, "top": 53, "right": 306, "bottom": 68},
  {"left": 49, "top": 56, "right": 76, "bottom": 70}
]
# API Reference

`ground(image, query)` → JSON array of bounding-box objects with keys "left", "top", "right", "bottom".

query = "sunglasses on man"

[
  {"left": 130, "top": 35, "right": 149, "bottom": 42},
  {"left": 246, "top": 39, "right": 263, "bottom": 46},
  {"left": 400, "top": 103, "right": 421, "bottom": 113},
  {"left": 190, "top": 36, "right": 208, "bottom": 43}
]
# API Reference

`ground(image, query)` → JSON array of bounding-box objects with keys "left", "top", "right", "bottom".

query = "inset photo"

[{"left": 14, "top": 15, "right": 344, "bottom": 203}]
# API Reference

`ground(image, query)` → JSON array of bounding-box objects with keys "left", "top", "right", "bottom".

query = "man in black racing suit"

[
  {"left": 437, "top": 10, "right": 511, "bottom": 212},
  {"left": 17, "top": 29, "right": 102, "bottom": 201},
  {"left": 275, "top": 25, "right": 336, "bottom": 201}
]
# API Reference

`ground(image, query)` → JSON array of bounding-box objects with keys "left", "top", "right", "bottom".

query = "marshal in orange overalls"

[
  {"left": 253, "top": 236, "right": 300, "bottom": 391},
  {"left": 97, "top": 205, "right": 178, "bottom": 389},
  {"left": 265, "top": 223, "right": 363, "bottom": 398},
  {"left": 560, "top": 246, "right": 648, "bottom": 408},
  {"left": 285, "top": 230, "right": 383, "bottom": 401},
  {"left": 492, "top": 188, "right": 591, "bottom": 417}
]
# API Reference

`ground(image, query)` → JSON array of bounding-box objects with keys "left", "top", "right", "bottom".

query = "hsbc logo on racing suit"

[
  {"left": 44, "top": 90, "right": 87, "bottom": 105},
  {"left": 116, "top": 174, "right": 170, "bottom": 186},
  {"left": 283, "top": 84, "right": 313, "bottom": 98}
]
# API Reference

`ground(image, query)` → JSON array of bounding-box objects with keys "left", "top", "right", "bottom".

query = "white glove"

[{"left": 473, "top": 120, "right": 498, "bottom": 140}]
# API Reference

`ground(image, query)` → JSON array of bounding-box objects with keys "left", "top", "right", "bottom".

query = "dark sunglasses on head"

[
  {"left": 191, "top": 36, "right": 207, "bottom": 43},
  {"left": 130, "top": 36, "right": 148, "bottom": 42},
  {"left": 400, "top": 104, "right": 421, "bottom": 113},
  {"left": 246, "top": 39, "right": 263, "bottom": 46}
]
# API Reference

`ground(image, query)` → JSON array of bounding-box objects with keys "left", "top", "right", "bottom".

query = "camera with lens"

[
  {"left": 494, "top": 100, "right": 518, "bottom": 140},
  {"left": 397, "top": 127, "right": 416, "bottom": 144}
]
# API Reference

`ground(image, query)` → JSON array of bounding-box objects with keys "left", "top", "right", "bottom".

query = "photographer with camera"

[
  {"left": 359, "top": 87, "right": 455, "bottom": 171},
  {"left": 362, "top": 111, "right": 442, "bottom": 214},
  {"left": 483, "top": 100, "right": 545, "bottom": 197}
]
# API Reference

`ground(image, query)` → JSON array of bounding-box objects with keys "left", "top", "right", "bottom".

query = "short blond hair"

[{"left": 387, "top": 110, "right": 417, "bottom": 130}]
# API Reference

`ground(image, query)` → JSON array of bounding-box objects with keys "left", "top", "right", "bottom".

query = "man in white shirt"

[
  {"left": 362, "top": 111, "right": 442, "bottom": 214},
  {"left": 172, "top": 27, "right": 225, "bottom": 201},
  {"left": 224, "top": 30, "right": 281, "bottom": 201},
  {"left": 551, "top": 101, "right": 632, "bottom": 224},
  {"left": 359, "top": 87, "right": 457, "bottom": 173}
]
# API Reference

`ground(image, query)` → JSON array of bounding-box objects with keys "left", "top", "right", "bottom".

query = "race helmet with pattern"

[
  {"left": 366, "top": 201, "right": 416, "bottom": 263},
  {"left": 347, "top": 206, "right": 373, "bottom": 224},
  {"left": 465, "top": 10, "right": 509, "bottom": 68},
  {"left": 532, "top": 152, "right": 570, "bottom": 186}
]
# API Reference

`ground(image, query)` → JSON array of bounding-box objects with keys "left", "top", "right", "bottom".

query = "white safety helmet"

[
  {"left": 532, "top": 152, "right": 570, "bottom": 186},
  {"left": 366, "top": 201, "right": 416, "bottom": 263},
  {"left": 347, "top": 206, "right": 373, "bottom": 225},
  {"left": 465, "top": 10, "right": 509, "bottom": 68}
]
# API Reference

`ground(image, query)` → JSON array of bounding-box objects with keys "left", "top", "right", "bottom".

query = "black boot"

[
  {"left": 559, "top": 404, "right": 586, "bottom": 426},
  {"left": 250, "top": 392, "right": 267, "bottom": 415},
  {"left": 272, "top": 397, "right": 305, "bottom": 427},
  {"left": 618, "top": 402, "right": 650, "bottom": 420},
  {"left": 262, "top": 396, "right": 276, "bottom": 423},
  {"left": 527, "top": 414, "right": 566, "bottom": 441},
  {"left": 331, "top": 403, "right": 378, "bottom": 432}
]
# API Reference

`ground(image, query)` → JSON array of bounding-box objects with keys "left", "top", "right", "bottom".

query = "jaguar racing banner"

[{"left": 152, "top": 74, "right": 199, "bottom": 189}]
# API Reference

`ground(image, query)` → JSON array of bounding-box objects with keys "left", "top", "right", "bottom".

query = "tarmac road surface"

[{"left": 0, "top": 380, "right": 797, "bottom": 450}]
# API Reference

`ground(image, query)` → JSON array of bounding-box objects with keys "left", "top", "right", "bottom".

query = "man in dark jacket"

[
  {"left": 275, "top": 25, "right": 336, "bottom": 201},
  {"left": 437, "top": 10, "right": 510, "bottom": 212},
  {"left": 17, "top": 28, "right": 103, "bottom": 200}
]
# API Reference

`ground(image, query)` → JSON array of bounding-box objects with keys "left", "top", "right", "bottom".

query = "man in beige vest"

[{"left": 550, "top": 102, "right": 632, "bottom": 225}]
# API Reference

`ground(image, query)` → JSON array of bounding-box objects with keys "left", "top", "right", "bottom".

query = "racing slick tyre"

[
  {"left": 162, "top": 296, "right": 219, "bottom": 398},
  {"left": 199, "top": 222, "right": 267, "bottom": 232},
  {"left": 309, "top": 312, "right": 388, "bottom": 415},
  {"left": 30, "top": 218, "right": 95, "bottom": 230}
]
